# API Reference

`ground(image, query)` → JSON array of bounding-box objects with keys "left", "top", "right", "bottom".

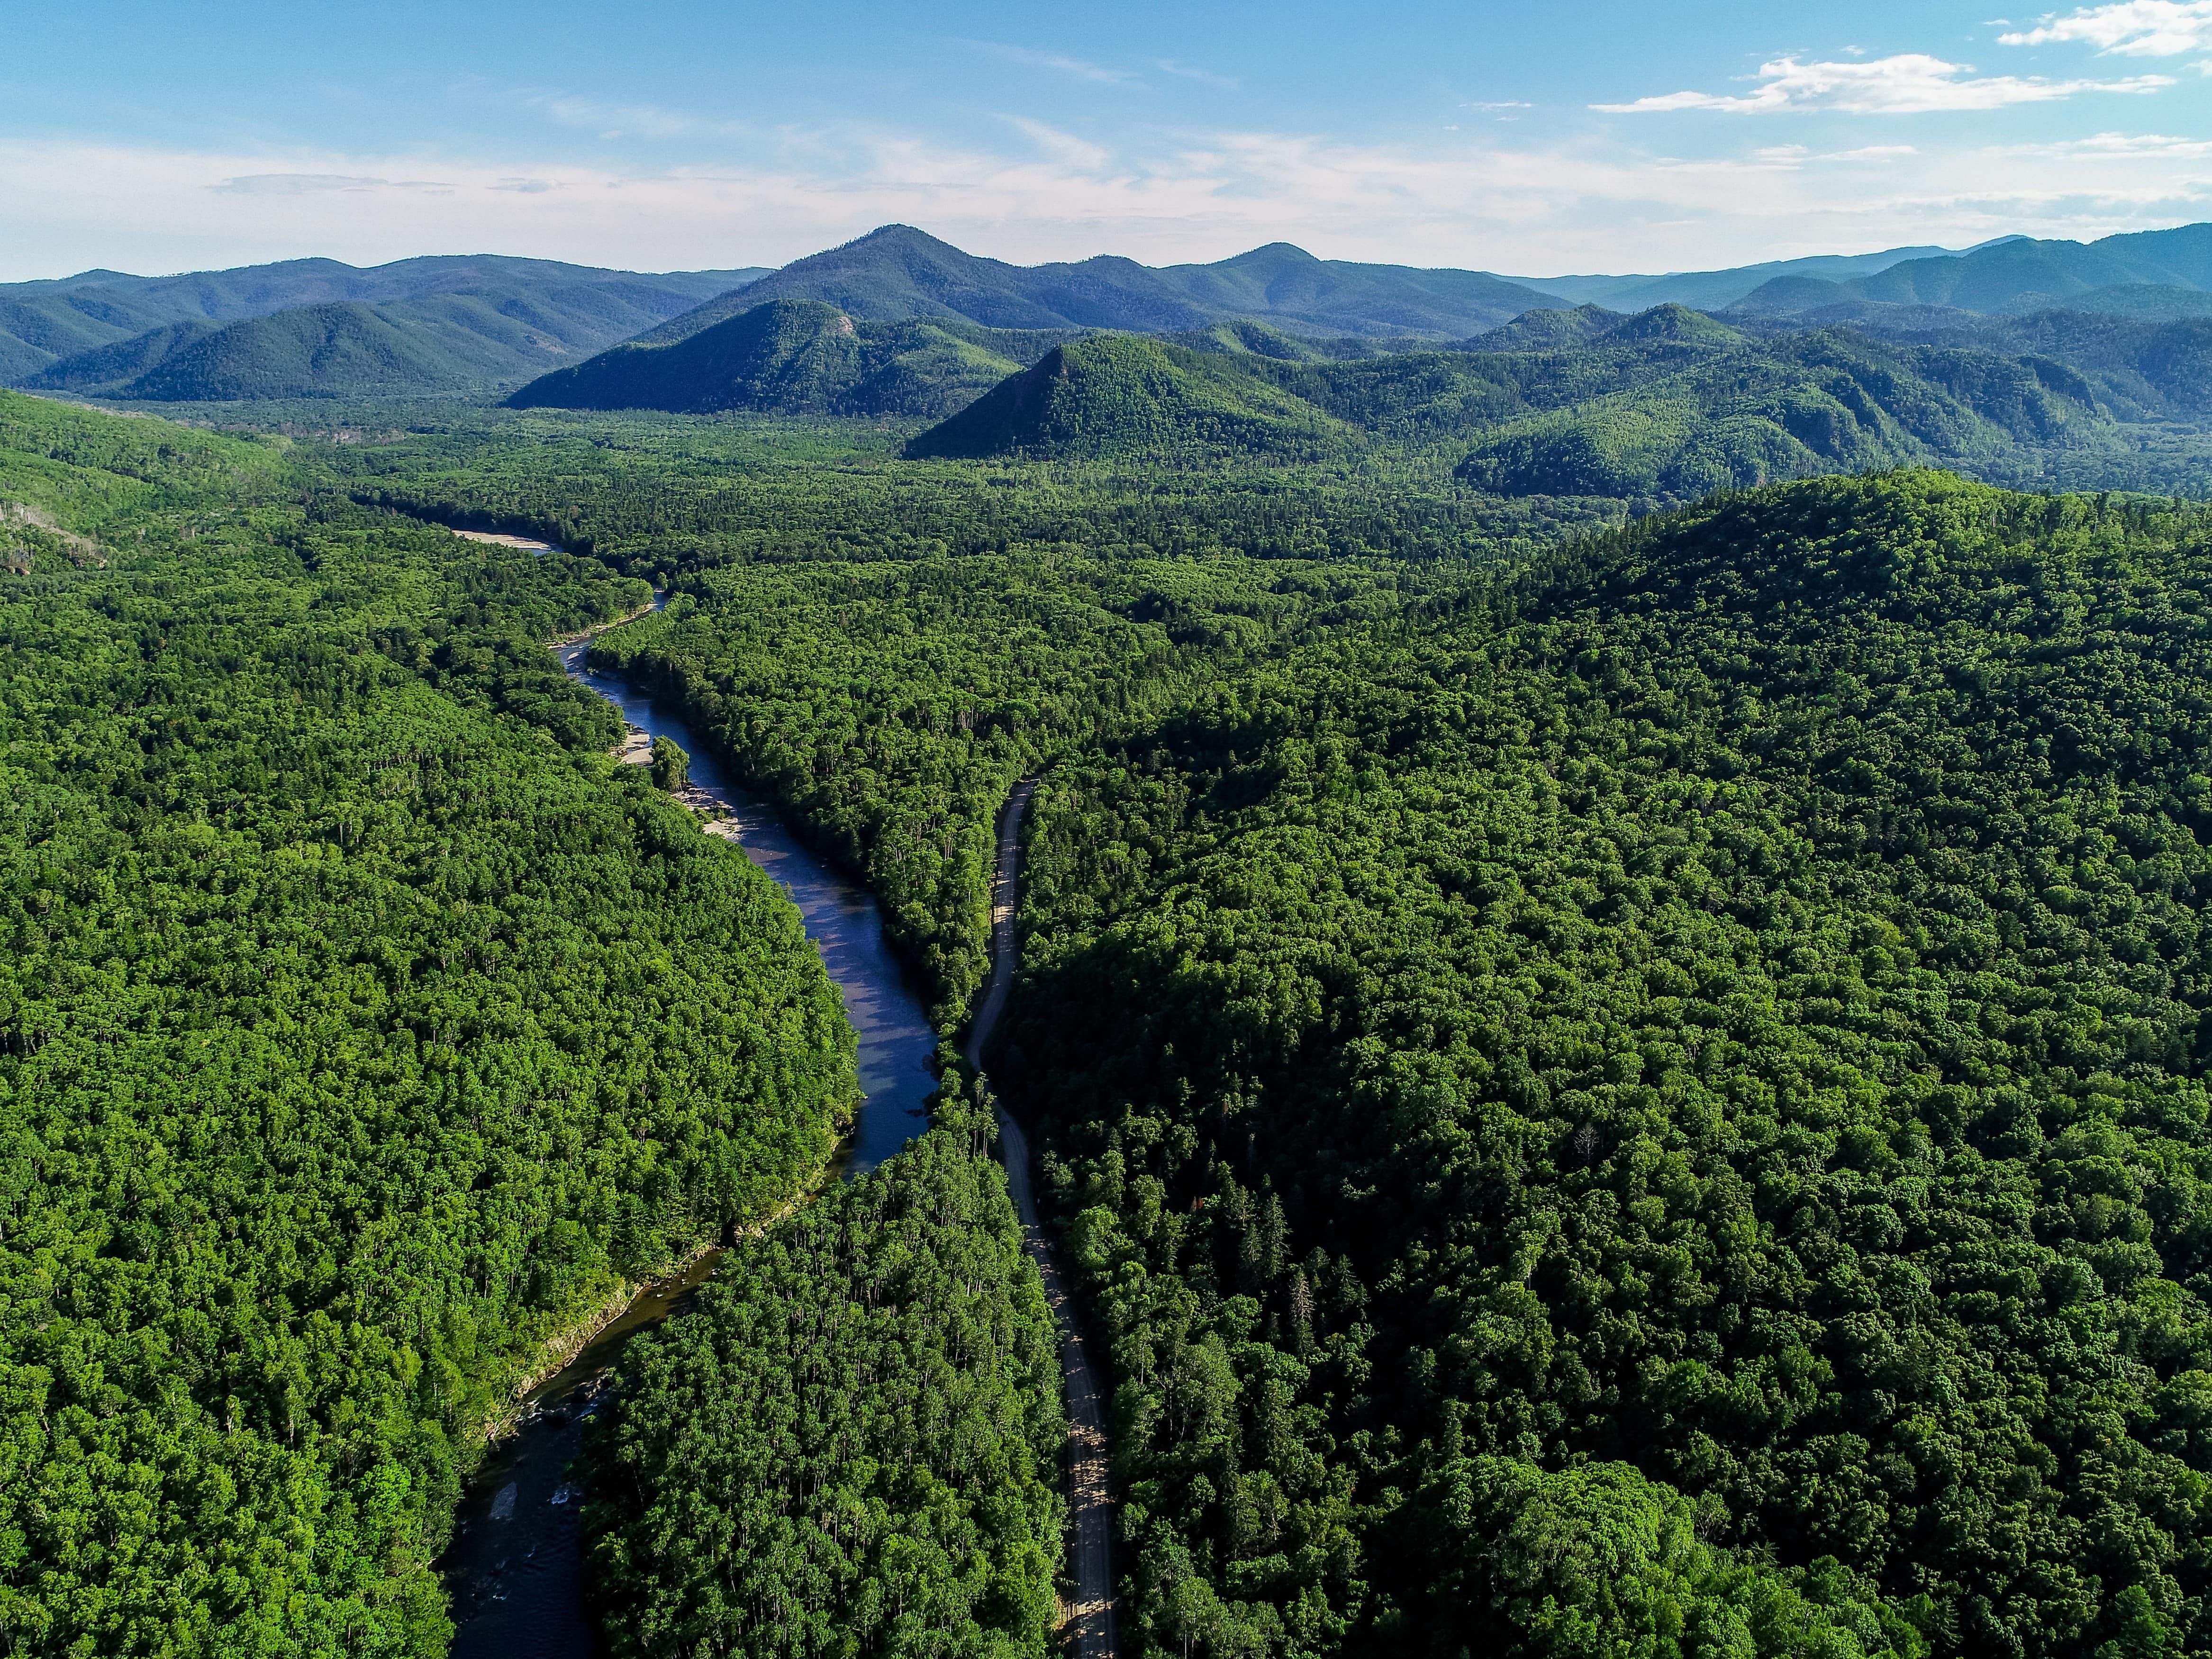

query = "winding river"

[{"left": 442, "top": 589, "right": 940, "bottom": 1657}]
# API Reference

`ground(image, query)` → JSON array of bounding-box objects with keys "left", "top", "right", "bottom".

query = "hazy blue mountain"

[
  {"left": 0, "top": 255, "right": 768, "bottom": 382},
  {"left": 1508, "top": 244, "right": 1975, "bottom": 312},
  {"left": 25, "top": 278, "right": 770, "bottom": 400},
  {"left": 1714, "top": 226, "right": 2212, "bottom": 319}
]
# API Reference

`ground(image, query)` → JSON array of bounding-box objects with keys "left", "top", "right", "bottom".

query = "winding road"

[{"left": 964, "top": 782, "right": 1117, "bottom": 1659}]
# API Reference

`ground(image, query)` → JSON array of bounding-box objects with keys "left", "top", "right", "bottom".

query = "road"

[{"left": 965, "top": 781, "right": 1117, "bottom": 1659}]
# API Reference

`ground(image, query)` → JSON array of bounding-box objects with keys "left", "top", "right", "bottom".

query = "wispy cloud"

[
  {"left": 2001, "top": 0, "right": 2212, "bottom": 54},
  {"left": 1999, "top": 127, "right": 2212, "bottom": 154},
  {"left": 1156, "top": 58, "right": 1238, "bottom": 89},
  {"left": 1596, "top": 52, "right": 2172, "bottom": 112},
  {"left": 212, "top": 173, "right": 453, "bottom": 195},
  {"left": 524, "top": 92, "right": 748, "bottom": 139},
  {"left": 1003, "top": 117, "right": 1114, "bottom": 172},
  {"left": 979, "top": 44, "right": 1139, "bottom": 85},
  {"left": 1467, "top": 100, "right": 1533, "bottom": 110}
]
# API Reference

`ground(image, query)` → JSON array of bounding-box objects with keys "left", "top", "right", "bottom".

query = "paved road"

[{"left": 965, "top": 782, "right": 1117, "bottom": 1659}]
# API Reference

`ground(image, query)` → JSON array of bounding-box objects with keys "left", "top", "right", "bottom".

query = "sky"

[{"left": 3, "top": 0, "right": 2211, "bottom": 281}]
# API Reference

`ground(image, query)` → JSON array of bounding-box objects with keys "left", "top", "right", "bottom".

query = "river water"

[{"left": 442, "top": 591, "right": 940, "bottom": 1657}]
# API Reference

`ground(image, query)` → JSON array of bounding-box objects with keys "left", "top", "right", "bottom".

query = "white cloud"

[
  {"left": 2001, "top": 0, "right": 2212, "bottom": 54},
  {"left": 1596, "top": 52, "right": 2172, "bottom": 112},
  {"left": 3, "top": 119, "right": 2209, "bottom": 283}
]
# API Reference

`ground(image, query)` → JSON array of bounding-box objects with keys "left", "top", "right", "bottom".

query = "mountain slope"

[{"left": 506, "top": 298, "right": 1062, "bottom": 418}]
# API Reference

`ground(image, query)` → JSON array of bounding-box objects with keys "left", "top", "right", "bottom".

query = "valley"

[{"left": 10, "top": 212, "right": 2212, "bottom": 1659}]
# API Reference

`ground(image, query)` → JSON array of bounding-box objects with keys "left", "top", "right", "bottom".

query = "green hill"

[
  {"left": 506, "top": 298, "right": 1065, "bottom": 418},
  {"left": 1466, "top": 303, "right": 1627, "bottom": 350},
  {"left": 902, "top": 333, "right": 1356, "bottom": 461},
  {"left": 1457, "top": 328, "right": 2101, "bottom": 499},
  {"left": 905, "top": 304, "right": 2127, "bottom": 489}
]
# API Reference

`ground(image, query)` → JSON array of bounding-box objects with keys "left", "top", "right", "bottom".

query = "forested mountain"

[
  {"left": 905, "top": 334, "right": 1359, "bottom": 462},
  {"left": 583, "top": 1093, "right": 1066, "bottom": 1657},
  {"left": 899, "top": 310, "right": 2182, "bottom": 500},
  {"left": 0, "top": 390, "right": 854, "bottom": 1654},
  {"left": 506, "top": 298, "right": 1072, "bottom": 418},
  {"left": 0, "top": 255, "right": 765, "bottom": 388},
  {"left": 997, "top": 474, "right": 2212, "bottom": 1659},
  {"left": 631, "top": 224, "right": 1557, "bottom": 345}
]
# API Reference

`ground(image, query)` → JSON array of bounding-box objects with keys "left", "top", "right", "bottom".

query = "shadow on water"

[{"left": 443, "top": 590, "right": 939, "bottom": 1657}]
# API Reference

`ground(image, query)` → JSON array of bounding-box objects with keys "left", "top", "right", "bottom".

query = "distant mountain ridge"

[
  {"left": 635, "top": 225, "right": 1557, "bottom": 346},
  {"left": 0, "top": 254, "right": 769, "bottom": 390}
]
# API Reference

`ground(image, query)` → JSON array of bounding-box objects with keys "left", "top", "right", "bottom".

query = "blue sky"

[{"left": 3, "top": 0, "right": 2209, "bottom": 280}]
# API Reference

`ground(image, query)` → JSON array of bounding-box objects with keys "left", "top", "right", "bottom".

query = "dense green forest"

[
  {"left": 581, "top": 1090, "right": 1066, "bottom": 1658},
  {"left": 992, "top": 474, "right": 2212, "bottom": 1658},
  {"left": 0, "top": 391, "right": 856, "bottom": 1655},
  {"left": 19, "top": 306, "right": 2212, "bottom": 1659},
  {"left": 581, "top": 550, "right": 1465, "bottom": 1015},
  {"left": 406, "top": 425, "right": 2212, "bottom": 1659}
]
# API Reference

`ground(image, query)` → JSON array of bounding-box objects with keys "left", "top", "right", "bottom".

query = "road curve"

[{"left": 965, "top": 781, "right": 1117, "bottom": 1659}]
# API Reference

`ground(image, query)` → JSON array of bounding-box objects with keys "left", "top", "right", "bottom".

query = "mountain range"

[
  {"left": 899, "top": 302, "right": 2208, "bottom": 503},
  {"left": 16, "top": 221, "right": 2212, "bottom": 406}
]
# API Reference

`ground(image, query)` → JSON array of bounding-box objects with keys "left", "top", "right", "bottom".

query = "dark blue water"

[{"left": 442, "top": 593, "right": 938, "bottom": 1656}]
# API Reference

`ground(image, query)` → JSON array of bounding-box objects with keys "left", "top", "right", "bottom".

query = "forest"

[
  {"left": 13, "top": 246, "right": 2212, "bottom": 1659},
  {"left": 0, "top": 391, "right": 856, "bottom": 1655},
  {"left": 581, "top": 1090, "right": 1067, "bottom": 1658}
]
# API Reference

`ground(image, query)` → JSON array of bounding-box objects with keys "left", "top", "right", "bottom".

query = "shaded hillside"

[
  {"left": 507, "top": 298, "right": 1068, "bottom": 418},
  {"left": 902, "top": 333, "right": 1355, "bottom": 461},
  {"left": 0, "top": 254, "right": 763, "bottom": 382},
  {"left": 637, "top": 224, "right": 1557, "bottom": 345}
]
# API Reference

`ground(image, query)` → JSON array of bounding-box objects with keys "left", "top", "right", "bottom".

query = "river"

[{"left": 441, "top": 590, "right": 940, "bottom": 1657}]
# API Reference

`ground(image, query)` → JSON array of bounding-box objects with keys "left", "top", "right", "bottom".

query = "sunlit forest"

[{"left": 11, "top": 302, "right": 2212, "bottom": 1659}]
